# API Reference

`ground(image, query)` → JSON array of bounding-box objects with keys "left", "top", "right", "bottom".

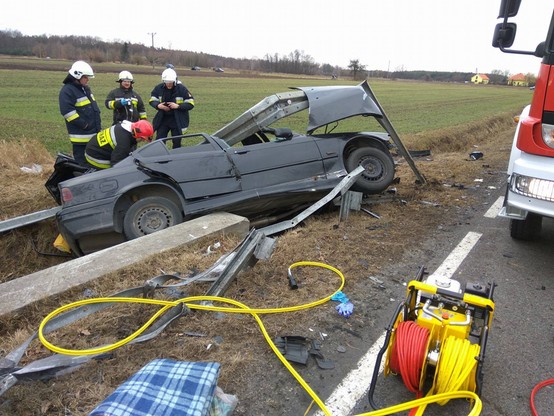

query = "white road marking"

[
  {"left": 427, "top": 231, "right": 482, "bottom": 280},
  {"left": 484, "top": 196, "right": 504, "bottom": 218},
  {"left": 314, "top": 332, "right": 387, "bottom": 415},
  {"left": 315, "top": 231, "right": 482, "bottom": 415}
]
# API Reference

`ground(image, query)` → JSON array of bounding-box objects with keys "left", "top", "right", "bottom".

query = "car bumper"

[
  {"left": 499, "top": 153, "right": 554, "bottom": 220},
  {"left": 56, "top": 198, "right": 118, "bottom": 254},
  {"left": 499, "top": 189, "right": 554, "bottom": 220}
]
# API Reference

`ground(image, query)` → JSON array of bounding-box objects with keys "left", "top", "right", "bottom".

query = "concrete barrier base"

[{"left": 0, "top": 212, "right": 249, "bottom": 316}]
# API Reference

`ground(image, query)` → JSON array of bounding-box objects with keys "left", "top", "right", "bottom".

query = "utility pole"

[{"left": 147, "top": 32, "right": 157, "bottom": 48}]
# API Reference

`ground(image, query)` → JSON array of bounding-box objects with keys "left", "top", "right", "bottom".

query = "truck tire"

[
  {"left": 123, "top": 196, "right": 183, "bottom": 240},
  {"left": 510, "top": 213, "right": 542, "bottom": 240},
  {"left": 345, "top": 147, "right": 395, "bottom": 194}
]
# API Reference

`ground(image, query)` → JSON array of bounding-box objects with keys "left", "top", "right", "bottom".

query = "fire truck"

[{"left": 494, "top": 0, "right": 554, "bottom": 239}]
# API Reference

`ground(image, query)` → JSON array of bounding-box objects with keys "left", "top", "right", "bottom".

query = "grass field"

[{"left": 0, "top": 58, "right": 532, "bottom": 156}]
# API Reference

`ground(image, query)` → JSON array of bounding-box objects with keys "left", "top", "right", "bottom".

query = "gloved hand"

[
  {"left": 336, "top": 301, "right": 354, "bottom": 317},
  {"left": 120, "top": 98, "right": 129, "bottom": 106}
]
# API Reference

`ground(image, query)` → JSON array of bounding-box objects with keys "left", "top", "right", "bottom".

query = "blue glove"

[
  {"left": 120, "top": 98, "right": 129, "bottom": 106},
  {"left": 336, "top": 301, "right": 354, "bottom": 317},
  {"left": 331, "top": 291, "right": 349, "bottom": 304}
]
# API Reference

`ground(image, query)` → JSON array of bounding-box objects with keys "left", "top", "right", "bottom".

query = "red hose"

[
  {"left": 530, "top": 378, "right": 554, "bottom": 416},
  {"left": 389, "top": 321, "right": 430, "bottom": 394}
]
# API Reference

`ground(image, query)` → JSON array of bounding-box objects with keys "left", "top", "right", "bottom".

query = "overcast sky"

[{"left": 1, "top": 0, "right": 551, "bottom": 75}]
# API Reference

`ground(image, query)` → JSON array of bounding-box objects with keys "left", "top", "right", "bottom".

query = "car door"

[
  {"left": 227, "top": 135, "right": 325, "bottom": 193},
  {"left": 135, "top": 136, "right": 242, "bottom": 199}
]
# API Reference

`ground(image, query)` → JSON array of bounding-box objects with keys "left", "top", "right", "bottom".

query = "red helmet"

[{"left": 131, "top": 120, "right": 154, "bottom": 140}]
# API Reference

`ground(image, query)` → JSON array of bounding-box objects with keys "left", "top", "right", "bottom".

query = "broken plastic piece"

[
  {"left": 308, "top": 340, "right": 335, "bottom": 369},
  {"left": 274, "top": 336, "right": 309, "bottom": 365}
]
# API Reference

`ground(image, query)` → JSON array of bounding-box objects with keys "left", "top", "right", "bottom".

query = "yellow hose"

[
  {"left": 37, "top": 261, "right": 482, "bottom": 416},
  {"left": 358, "top": 391, "right": 482, "bottom": 416}
]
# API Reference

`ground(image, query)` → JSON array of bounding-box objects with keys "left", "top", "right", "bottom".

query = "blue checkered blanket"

[{"left": 89, "top": 359, "right": 220, "bottom": 416}]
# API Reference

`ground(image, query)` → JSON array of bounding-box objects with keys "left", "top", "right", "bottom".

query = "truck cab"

[{"left": 494, "top": 0, "right": 554, "bottom": 239}]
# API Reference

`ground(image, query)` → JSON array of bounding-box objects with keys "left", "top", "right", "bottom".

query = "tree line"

[{"left": 0, "top": 30, "right": 530, "bottom": 83}]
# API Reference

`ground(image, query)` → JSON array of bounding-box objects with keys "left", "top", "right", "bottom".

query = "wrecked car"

[{"left": 46, "top": 81, "right": 397, "bottom": 255}]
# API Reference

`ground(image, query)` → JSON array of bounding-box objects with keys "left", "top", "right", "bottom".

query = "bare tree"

[{"left": 348, "top": 59, "right": 366, "bottom": 80}]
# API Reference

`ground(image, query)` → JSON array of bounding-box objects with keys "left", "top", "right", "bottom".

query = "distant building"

[
  {"left": 471, "top": 74, "right": 490, "bottom": 85},
  {"left": 508, "top": 73, "right": 529, "bottom": 87}
]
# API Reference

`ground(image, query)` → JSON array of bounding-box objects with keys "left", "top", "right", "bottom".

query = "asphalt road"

[{"left": 317, "top": 190, "right": 554, "bottom": 416}]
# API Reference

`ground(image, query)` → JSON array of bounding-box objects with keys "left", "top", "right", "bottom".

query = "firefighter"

[
  {"left": 105, "top": 71, "right": 148, "bottom": 125},
  {"left": 149, "top": 68, "right": 195, "bottom": 149},
  {"left": 59, "top": 61, "right": 102, "bottom": 166},
  {"left": 84, "top": 119, "right": 154, "bottom": 169}
]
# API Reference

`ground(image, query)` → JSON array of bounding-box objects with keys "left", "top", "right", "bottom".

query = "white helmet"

[
  {"left": 161, "top": 68, "right": 177, "bottom": 83},
  {"left": 117, "top": 70, "right": 134, "bottom": 82},
  {"left": 69, "top": 61, "right": 94, "bottom": 79}
]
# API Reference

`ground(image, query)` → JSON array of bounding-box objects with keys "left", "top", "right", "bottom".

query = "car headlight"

[{"left": 511, "top": 173, "right": 554, "bottom": 202}]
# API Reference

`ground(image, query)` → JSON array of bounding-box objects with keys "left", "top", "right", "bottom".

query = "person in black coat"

[
  {"left": 105, "top": 70, "right": 148, "bottom": 124},
  {"left": 59, "top": 61, "right": 101, "bottom": 166},
  {"left": 149, "top": 68, "right": 195, "bottom": 149}
]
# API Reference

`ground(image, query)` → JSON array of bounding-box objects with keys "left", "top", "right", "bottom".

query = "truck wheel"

[
  {"left": 510, "top": 213, "right": 542, "bottom": 240},
  {"left": 345, "top": 147, "right": 395, "bottom": 194},
  {"left": 123, "top": 196, "right": 183, "bottom": 240}
]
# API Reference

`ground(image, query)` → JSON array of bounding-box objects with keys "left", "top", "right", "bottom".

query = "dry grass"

[{"left": 0, "top": 117, "right": 515, "bottom": 415}]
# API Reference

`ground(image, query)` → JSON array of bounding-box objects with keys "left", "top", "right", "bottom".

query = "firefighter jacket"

[
  {"left": 59, "top": 75, "right": 101, "bottom": 144},
  {"left": 105, "top": 86, "right": 147, "bottom": 124},
  {"left": 149, "top": 82, "right": 195, "bottom": 134},
  {"left": 84, "top": 121, "right": 137, "bottom": 169}
]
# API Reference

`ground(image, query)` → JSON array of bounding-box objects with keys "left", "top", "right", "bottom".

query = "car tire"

[
  {"left": 123, "top": 196, "right": 183, "bottom": 240},
  {"left": 510, "top": 213, "right": 542, "bottom": 240},
  {"left": 345, "top": 146, "right": 395, "bottom": 194}
]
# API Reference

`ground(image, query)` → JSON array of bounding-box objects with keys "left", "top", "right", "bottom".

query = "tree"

[
  {"left": 525, "top": 72, "right": 537, "bottom": 86},
  {"left": 120, "top": 42, "right": 130, "bottom": 63},
  {"left": 348, "top": 59, "right": 366, "bottom": 80}
]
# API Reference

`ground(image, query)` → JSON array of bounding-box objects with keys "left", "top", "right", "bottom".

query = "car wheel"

[
  {"left": 345, "top": 147, "right": 395, "bottom": 194},
  {"left": 510, "top": 213, "right": 542, "bottom": 240},
  {"left": 123, "top": 196, "right": 183, "bottom": 240}
]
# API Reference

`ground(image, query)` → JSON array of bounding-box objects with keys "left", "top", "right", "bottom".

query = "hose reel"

[{"left": 368, "top": 266, "right": 495, "bottom": 414}]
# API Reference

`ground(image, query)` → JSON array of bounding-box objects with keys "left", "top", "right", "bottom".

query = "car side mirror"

[{"left": 492, "top": 22, "right": 517, "bottom": 48}]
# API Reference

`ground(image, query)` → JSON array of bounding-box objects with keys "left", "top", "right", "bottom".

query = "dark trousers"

[
  {"left": 72, "top": 143, "right": 87, "bottom": 166},
  {"left": 156, "top": 125, "right": 183, "bottom": 149}
]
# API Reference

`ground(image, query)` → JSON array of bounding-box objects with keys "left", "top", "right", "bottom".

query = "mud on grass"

[{"left": 0, "top": 118, "right": 514, "bottom": 415}]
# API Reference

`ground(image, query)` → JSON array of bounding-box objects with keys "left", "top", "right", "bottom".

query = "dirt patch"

[{"left": 0, "top": 118, "right": 515, "bottom": 415}]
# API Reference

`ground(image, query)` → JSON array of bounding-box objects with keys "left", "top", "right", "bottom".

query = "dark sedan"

[{"left": 48, "top": 81, "right": 398, "bottom": 255}]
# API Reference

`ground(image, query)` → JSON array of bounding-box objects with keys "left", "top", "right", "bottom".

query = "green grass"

[{"left": 0, "top": 62, "right": 532, "bottom": 156}]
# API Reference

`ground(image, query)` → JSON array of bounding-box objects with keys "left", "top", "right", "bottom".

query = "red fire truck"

[{"left": 494, "top": 0, "right": 554, "bottom": 239}]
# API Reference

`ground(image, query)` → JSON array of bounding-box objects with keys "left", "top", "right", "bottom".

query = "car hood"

[
  {"left": 295, "top": 81, "right": 383, "bottom": 132},
  {"left": 213, "top": 80, "right": 383, "bottom": 146}
]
